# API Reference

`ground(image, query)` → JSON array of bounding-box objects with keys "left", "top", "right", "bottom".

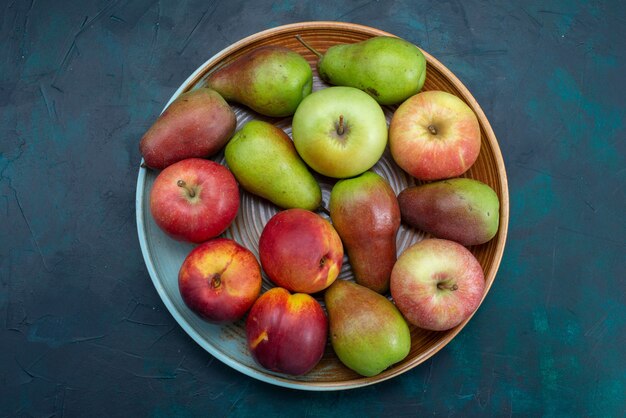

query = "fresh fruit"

[
  {"left": 246, "top": 287, "right": 327, "bottom": 375},
  {"left": 398, "top": 178, "right": 500, "bottom": 246},
  {"left": 205, "top": 46, "right": 312, "bottom": 117},
  {"left": 329, "top": 171, "right": 400, "bottom": 293},
  {"left": 225, "top": 120, "right": 322, "bottom": 210},
  {"left": 298, "top": 35, "right": 426, "bottom": 105},
  {"left": 390, "top": 238, "right": 485, "bottom": 331},
  {"left": 149, "top": 158, "right": 239, "bottom": 243},
  {"left": 325, "top": 280, "right": 411, "bottom": 377},
  {"left": 139, "top": 88, "right": 236, "bottom": 169},
  {"left": 178, "top": 238, "right": 262, "bottom": 323},
  {"left": 258, "top": 209, "right": 343, "bottom": 294},
  {"left": 389, "top": 90, "right": 481, "bottom": 181},
  {"left": 291, "top": 86, "right": 388, "bottom": 178}
]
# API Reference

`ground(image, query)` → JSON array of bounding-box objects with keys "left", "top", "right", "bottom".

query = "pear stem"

[
  {"left": 295, "top": 35, "right": 323, "bottom": 59},
  {"left": 337, "top": 115, "right": 345, "bottom": 135},
  {"left": 177, "top": 180, "right": 196, "bottom": 198},
  {"left": 437, "top": 282, "right": 458, "bottom": 291},
  {"left": 428, "top": 124, "right": 438, "bottom": 135}
]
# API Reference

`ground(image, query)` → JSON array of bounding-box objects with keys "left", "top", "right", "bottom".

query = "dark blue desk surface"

[{"left": 1, "top": 1, "right": 624, "bottom": 416}]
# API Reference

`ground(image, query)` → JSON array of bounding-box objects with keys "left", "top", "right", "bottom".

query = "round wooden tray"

[{"left": 136, "top": 21, "right": 509, "bottom": 390}]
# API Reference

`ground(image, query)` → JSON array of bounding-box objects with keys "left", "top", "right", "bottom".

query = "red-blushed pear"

[
  {"left": 246, "top": 287, "right": 328, "bottom": 376},
  {"left": 398, "top": 178, "right": 500, "bottom": 246},
  {"left": 149, "top": 158, "right": 239, "bottom": 243},
  {"left": 258, "top": 209, "right": 343, "bottom": 294},
  {"left": 139, "top": 88, "right": 236, "bottom": 170},
  {"left": 178, "top": 238, "right": 262, "bottom": 324},
  {"left": 389, "top": 90, "right": 481, "bottom": 181},
  {"left": 329, "top": 171, "right": 400, "bottom": 293},
  {"left": 390, "top": 238, "right": 485, "bottom": 331}
]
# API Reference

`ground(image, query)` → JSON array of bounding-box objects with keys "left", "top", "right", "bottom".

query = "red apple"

[
  {"left": 178, "top": 238, "right": 262, "bottom": 323},
  {"left": 258, "top": 209, "right": 343, "bottom": 294},
  {"left": 246, "top": 287, "right": 328, "bottom": 375},
  {"left": 149, "top": 158, "right": 239, "bottom": 243},
  {"left": 390, "top": 238, "right": 485, "bottom": 331},
  {"left": 389, "top": 90, "right": 481, "bottom": 181}
]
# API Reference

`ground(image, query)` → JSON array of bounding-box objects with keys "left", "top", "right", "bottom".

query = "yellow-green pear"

[
  {"left": 298, "top": 35, "right": 426, "bottom": 105},
  {"left": 325, "top": 280, "right": 411, "bottom": 377},
  {"left": 225, "top": 121, "right": 321, "bottom": 210}
]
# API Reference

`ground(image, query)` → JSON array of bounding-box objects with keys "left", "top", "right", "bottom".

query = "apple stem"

[
  {"left": 428, "top": 125, "right": 438, "bottom": 135},
  {"left": 337, "top": 115, "right": 345, "bottom": 135},
  {"left": 295, "top": 35, "right": 323, "bottom": 59},
  {"left": 437, "top": 283, "right": 458, "bottom": 291},
  {"left": 211, "top": 274, "right": 221, "bottom": 289},
  {"left": 177, "top": 180, "right": 196, "bottom": 198}
]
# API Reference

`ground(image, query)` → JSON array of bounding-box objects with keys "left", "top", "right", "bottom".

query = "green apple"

[{"left": 291, "top": 86, "right": 388, "bottom": 179}]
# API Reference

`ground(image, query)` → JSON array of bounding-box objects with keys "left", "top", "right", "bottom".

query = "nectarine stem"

[
  {"left": 177, "top": 180, "right": 196, "bottom": 198},
  {"left": 428, "top": 125, "right": 438, "bottom": 135},
  {"left": 337, "top": 115, "right": 345, "bottom": 135},
  {"left": 437, "top": 283, "right": 458, "bottom": 291},
  {"left": 211, "top": 274, "right": 221, "bottom": 288},
  {"left": 295, "top": 35, "right": 323, "bottom": 59}
]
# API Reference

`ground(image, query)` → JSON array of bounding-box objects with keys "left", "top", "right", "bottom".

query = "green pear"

[
  {"left": 297, "top": 35, "right": 426, "bottom": 105},
  {"left": 205, "top": 46, "right": 313, "bottom": 117},
  {"left": 225, "top": 120, "right": 321, "bottom": 210},
  {"left": 398, "top": 178, "right": 500, "bottom": 246},
  {"left": 329, "top": 172, "right": 400, "bottom": 293},
  {"left": 325, "top": 280, "right": 411, "bottom": 377}
]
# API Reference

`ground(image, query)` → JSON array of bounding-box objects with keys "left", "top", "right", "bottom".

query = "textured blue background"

[{"left": 1, "top": 0, "right": 625, "bottom": 416}]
